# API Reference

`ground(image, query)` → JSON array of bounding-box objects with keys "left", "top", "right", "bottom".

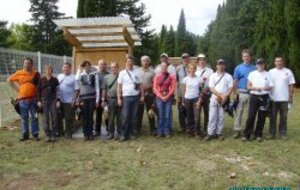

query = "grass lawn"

[{"left": 0, "top": 90, "right": 299, "bottom": 190}]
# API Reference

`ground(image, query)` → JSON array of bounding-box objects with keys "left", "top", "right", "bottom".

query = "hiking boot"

[
  {"left": 233, "top": 131, "right": 241, "bottom": 139},
  {"left": 217, "top": 134, "right": 225, "bottom": 141},
  {"left": 256, "top": 137, "right": 263, "bottom": 142},
  {"left": 204, "top": 135, "right": 212, "bottom": 141}
]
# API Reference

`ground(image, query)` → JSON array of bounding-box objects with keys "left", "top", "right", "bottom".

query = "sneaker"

[
  {"left": 241, "top": 137, "right": 248, "bottom": 142},
  {"left": 32, "top": 134, "right": 40, "bottom": 141},
  {"left": 156, "top": 134, "right": 163, "bottom": 138},
  {"left": 281, "top": 135, "right": 288, "bottom": 141},
  {"left": 266, "top": 135, "right": 275, "bottom": 140},
  {"left": 50, "top": 136, "right": 56, "bottom": 142},
  {"left": 107, "top": 134, "right": 114, "bottom": 140},
  {"left": 45, "top": 136, "right": 51, "bottom": 142},
  {"left": 19, "top": 135, "right": 29, "bottom": 141},
  {"left": 204, "top": 135, "right": 212, "bottom": 141},
  {"left": 217, "top": 134, "right": 225, "bottom": 140},
  {"left": 165, "top": 134, "right": 171, "bottom": 138},
  {"left": 119, "top": 136, "right": 127, "bottom": 142},
  {"left": 233, "top": 131, "right": 241, "bottom": 139},
  {"left": 94, "top": 132, "right": 101, "bottom": 137},
  {"left": 88, "top": 135, "right": 94, "bottom": 141},
  {"left": 256, "top": 137, "right": 263, "bottom": 142}
]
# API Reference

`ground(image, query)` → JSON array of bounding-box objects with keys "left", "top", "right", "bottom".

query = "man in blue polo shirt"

[{"left": 233, "top": 49, "right": 256, "bottom": 138}]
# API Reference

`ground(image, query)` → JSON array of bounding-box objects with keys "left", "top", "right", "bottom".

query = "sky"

[{"left": 0, "top": 0, "right": 224, "bottom": 35}]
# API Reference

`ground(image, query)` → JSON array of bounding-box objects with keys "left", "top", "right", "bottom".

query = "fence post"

[
  {"left": 63, "top": 55, "right": 67, "bottom": 63},
  {"left": 0, "top": 105, "right": 2, "bottom": 128},
  {"left": 37, "top": 51, "right": 41, "bottom": 73}
]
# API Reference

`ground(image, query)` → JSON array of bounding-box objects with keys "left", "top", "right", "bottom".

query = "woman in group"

[
  {"left": 181, "top": 63, "right": 203, "bottom": 137},
  {"left": 37, "top": 65, "right": 59, "bottom": 142},
  {"left": 153, "top": 62, "right": 176, "bottom": 138},
  {"left": 78, "top": 60, "right": 97, "bottom": 141},
  {"left": 242, "top": 58, "right": 273, "bottom": 142}
]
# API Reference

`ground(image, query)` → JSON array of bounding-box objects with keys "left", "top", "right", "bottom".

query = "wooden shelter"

[{"left": 53, "top": 17, "right": 141, "bottom": 71}]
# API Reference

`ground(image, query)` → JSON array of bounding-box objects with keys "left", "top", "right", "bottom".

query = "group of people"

[{"left": 7, "top": 49, "right": 295, "bottom": 142}]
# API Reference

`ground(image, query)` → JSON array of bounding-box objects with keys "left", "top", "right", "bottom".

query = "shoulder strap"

[
  {"left": 200, "top": 69, "right": 206, "bottom": 77},
  {"left": 215, "top": 73, "right": 225, "bottom": 86},
  {"left": 108, "top": 75, "right": 118, "bottom": 89},
  {"left": 126, "top": 69, "right": 135, "bottom": 83}
]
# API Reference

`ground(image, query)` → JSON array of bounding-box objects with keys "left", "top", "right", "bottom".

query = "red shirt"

[{"left": 153, "top": 72, "right": 176, "bottom": 100}]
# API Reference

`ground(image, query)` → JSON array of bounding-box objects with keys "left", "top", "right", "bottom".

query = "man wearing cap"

[
  {"left": 205, "top": 59, "right": 233, "bottom": 141},
  {"left": 155, "top": 53, "right": 176, "bottom": 76},
  {"left": 268, "top": 56, "right": 295, "bottom": 140},
  {"left": 242, "top": 58, "right": 273, "bottom": 142},
  {"left": 195, "top": 53, "right": 214, "bottom": 135},
  {"left": 176, "top": 53, "right": 190, "bottom": 132},
  {"left": 233, "top": 49, "right": 256, "bottom": 138}
]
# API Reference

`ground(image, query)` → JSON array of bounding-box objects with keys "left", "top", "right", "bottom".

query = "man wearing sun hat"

[{"left": 195, "top": 53, "right": 214, "bottom": 135}]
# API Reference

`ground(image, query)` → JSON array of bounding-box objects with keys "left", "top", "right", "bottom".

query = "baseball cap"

[
  {"left": 181, "top": 53, "right": 190, "bottom": 58},
  {"left": 217, "top": 59, "right": 226, "bottom": 65},
  {"left": 160, "top": 53, "right": 168, "bottom": 58},
  {"left": 256, "top": 58, "right": 265, "bottom": 65}
]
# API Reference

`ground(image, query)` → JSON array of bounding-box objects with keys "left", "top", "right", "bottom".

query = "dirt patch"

[{"left": 1, "top": 170, "right": 77, "bottom": 190}]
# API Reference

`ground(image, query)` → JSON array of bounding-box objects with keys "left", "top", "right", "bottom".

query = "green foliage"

[
  {"left": 0, "top": 21, "right": 11, "bottom": 47},
  {"left": 199, "top": 0, "right": 300, "bottom": 83},
  {"left": 175, "top": 9, "right": 186, "bottom": 56},
  {"left": 8, "top": 24, "right": 35, "bottom": 51},
  {"left": 28, "top": 0, "right": 71, "bottom": 55}
]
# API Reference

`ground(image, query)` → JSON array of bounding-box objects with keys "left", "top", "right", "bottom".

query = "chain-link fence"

[{"left": 0, "top": 47, "right": 72, "bottom": 127}]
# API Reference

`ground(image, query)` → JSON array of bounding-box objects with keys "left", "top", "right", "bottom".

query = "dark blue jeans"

[
  {"left": 19, "top": 100, "right": 39, "bottom": 137},
  {"left": 156, "top": 97, "right": 173, "bottom": 135},
  {"left": 81, "top": 98, "right": 96, "bottom": 136},
  {"left": 121, "top": 95, "right": 139, "bottom": 138}
]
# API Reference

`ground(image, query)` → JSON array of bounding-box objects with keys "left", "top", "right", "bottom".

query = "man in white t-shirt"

[
  {"left": 195, "top": 53, "right": 214, "bottom": 134},
  {"left": 56, "top": 62, "right": 79, "bottom": 139},
  {"left": 117, "top": 55, "right": 144, "bottom": 141},
  {"left": 154, "top": 53, "right": 176, "bottom": 76},
  {"left": 204, "top": 59, "right": 233, "bottom": 141},
  {"left": 242, "top": 59, "right": 273, "bottom": 142},
  {"left": 268, "top": 56, "right": 295, "bottom": 140}
]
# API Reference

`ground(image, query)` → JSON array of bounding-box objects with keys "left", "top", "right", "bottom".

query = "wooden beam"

[
  {"left": 80, "top": 39, "right": 126, "bottom": 44},
  {"left": 122, "top": 27, "right": 134, "bottom": 47},
  {"left": 73, "top": 32, "right": 124, "bottom": 37},
  {"left": 65, "top": 24, "right": 134, "bottom": 30},
  {"left": 63, "top": 30, "right": 81, "bottom": 48}
]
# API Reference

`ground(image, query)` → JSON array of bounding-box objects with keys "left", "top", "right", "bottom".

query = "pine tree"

[
  {"left": 164, "top": 26, "right": 175, "bottom": 57},
  {"left": 175, "top": 9, "right": 186, "bottom": 56},
  {"left": 77, "top": 0, "right": 85, "bottom": 18},
  {"left": 29, "top": 0, "right": 70, "bottom": 54}
]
